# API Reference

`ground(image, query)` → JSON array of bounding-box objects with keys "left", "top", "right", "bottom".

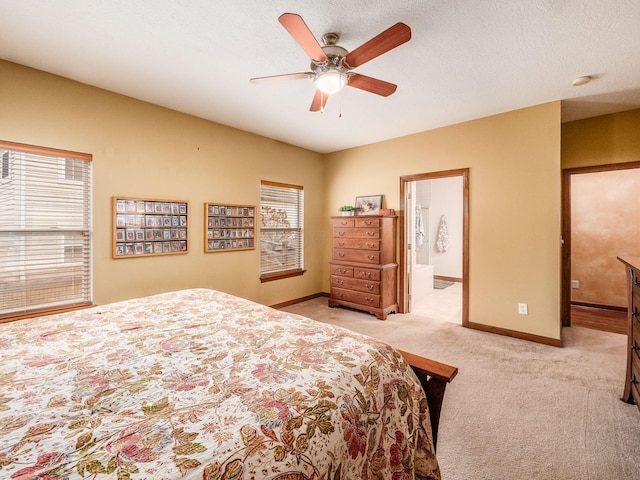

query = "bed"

[{"left": 0, "top": 288, "right": 455, "bottom": 479}]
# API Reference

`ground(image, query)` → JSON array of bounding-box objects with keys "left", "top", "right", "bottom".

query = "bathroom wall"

[
  {"left": 414, "top": 177, "right": 463, "bottom": 278},
  {"left": 429, "top": 176, "right": 463, "bottom": 279}
]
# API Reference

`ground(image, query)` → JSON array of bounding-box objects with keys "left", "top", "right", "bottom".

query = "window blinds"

[
  {"left": 260, "top": 181, "right": 304, "bottom": 276},
  {"left": 0, "top": 141, "right": 92, "bottom": 320}
]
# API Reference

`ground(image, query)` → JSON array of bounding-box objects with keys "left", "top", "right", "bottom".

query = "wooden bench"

[{"left": 400, "top": 350, "right": 458, "bottom": 450}]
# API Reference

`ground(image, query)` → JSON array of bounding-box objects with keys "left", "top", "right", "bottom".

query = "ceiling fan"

[{"left": 250, "top": 13, "right": 411, "bottom": 112}]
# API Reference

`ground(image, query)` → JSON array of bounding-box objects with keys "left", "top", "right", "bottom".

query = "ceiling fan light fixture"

[{"left": 315, "top": 69, "right": 348, "bottom": 94}]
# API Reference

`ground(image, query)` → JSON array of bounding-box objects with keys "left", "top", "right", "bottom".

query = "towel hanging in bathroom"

[
  {"left": 415, "top": 203, "right": 425, "bottom": 248},
  {"left": 436, "top": 214, "right": 449, "bottom": 253}
]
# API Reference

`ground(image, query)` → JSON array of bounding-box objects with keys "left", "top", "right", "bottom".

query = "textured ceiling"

[{"left": 1, "top": 0, "right": 639, "bottom": 154}]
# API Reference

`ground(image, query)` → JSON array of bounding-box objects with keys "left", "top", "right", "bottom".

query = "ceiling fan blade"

[
  {"left": 250, "top": 72, "right": 314, "bottom": 84},
  {"left": 310, "top": 90, "right": 329, "bottom": 112},
  {"left": 344, "top": 22, "right": 411, "bottom": 68},
  {"left": 279, "top": 13, "right": 328, "bottom": 63},
  {"left": 347, "top": 73, "right": 397, "bottom": 96}
]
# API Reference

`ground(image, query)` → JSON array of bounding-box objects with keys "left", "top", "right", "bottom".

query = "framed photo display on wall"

[
  {"left": 204, "top": 203, "right": 255, "bottom": 252},
  {"left": 112, "top": 196, "right": 189, "bottom": 258}
]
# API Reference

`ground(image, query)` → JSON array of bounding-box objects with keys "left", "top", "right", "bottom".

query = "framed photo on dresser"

[{"left": 355, "top": 194, "right": 383, "bottom": 215}]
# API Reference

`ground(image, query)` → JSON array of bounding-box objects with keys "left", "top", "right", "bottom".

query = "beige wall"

[
  {"left": 324, "top": 102, "right": 563, "bottom": 340},
  {"left": 0, "top": 60, "right": 325, "bottom": 307},
  {"left": 2, "top": 60, "right": 567, "bottom": 341},
  {"left": 562, "top": 109, "right": 640, "bottom": 168}
]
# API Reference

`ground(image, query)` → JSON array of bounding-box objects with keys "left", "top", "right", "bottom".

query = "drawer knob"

[
  {"left": 338, "top": 242, "right": 345, "bottom": 247},
  {"left": 366, "top": 255, "right": 375, "bottom": 260},
  {"left": 367, "top": 232, "right": 375, "bottom": 237},
  {"left": 365, "top": 297, "right": 374, "bottom": 303},
  {"left": 632, "top": 345, "right": 639, "bottom": 351},
  {"left": 338, "top": 253, "right": 345, "bottom": 257},
  {"left": 363, "top": 272, "right": 372, "bottom": 278},
  {"left": 336, "top": 280, "right": 344, "bottom": 285},
  {"left": 632, "top": 311, "right": 639, "bottom": 319},
  {"left": 336, "top": 292, "right": 345, "bottom": 298},
  {"left": 364, "top": 220, "right": 372, "bottom": 226},
  {"left": 339, "top": 269, "right": 347, "bottom": 274},
  {"left": 366, "top": 284, "right": 374, "bottom": 290},
  {"left": 338, "top": 231, "right": 346, "bottom": 236},
  {"left": 340, "top": 221, "right": 348, "bottom": 225},
  {"left": 366, "top": 243, "right": 375, "bottom": 248}
]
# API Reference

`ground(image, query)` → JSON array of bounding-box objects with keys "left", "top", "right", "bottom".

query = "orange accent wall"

[{"left": 571, "top": 168, "right": 640, "bottom": 307}]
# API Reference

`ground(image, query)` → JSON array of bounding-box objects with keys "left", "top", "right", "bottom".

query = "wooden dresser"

[
  {"left": 329, "top": 215, "right": 397, "bottom": 320},
  {"left": 618, "top": 256, "right": 640, "bottom": 411}
]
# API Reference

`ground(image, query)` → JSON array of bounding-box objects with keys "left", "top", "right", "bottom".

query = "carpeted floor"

[{"left": 281, "top": 297, "right": 640, "bottom": 480}]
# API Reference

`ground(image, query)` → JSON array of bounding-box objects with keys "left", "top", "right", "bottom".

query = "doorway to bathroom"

[{"left": 399, "top": 169, "right": 469, "bottom": 326}]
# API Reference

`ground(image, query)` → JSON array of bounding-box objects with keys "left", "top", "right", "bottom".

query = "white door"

[{"left": 406, "top": 182, "right": 417, "bottom": 311}]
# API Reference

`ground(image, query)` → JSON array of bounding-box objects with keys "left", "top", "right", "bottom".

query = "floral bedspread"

[{"left": 0, "top": 288, "right": 439, "bottom": 479}]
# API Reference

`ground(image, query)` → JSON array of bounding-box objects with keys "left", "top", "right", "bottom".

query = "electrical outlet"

[
  {"left": 518, "top": 303, "right": 528, "bottom": 315},
  {"left": 571, "top": 280, "right": 579, "bottom": 289}
]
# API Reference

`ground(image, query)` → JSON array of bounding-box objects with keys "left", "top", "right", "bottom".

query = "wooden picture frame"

[
  {"left": 355, "top": 194, "right": 383, "bottom": 215},
  {"left": 112, "top": 196, "right": 189, "bottom": 258},
  {"left": 204, "top": 203, "right": 255, "bottom": 252}
]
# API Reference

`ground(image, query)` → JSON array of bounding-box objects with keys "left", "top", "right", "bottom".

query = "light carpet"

[{"left": 281, "top": 297, "right": 640, "bottom": 480}]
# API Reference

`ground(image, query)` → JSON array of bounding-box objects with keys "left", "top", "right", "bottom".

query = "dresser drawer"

[
  {"left": 330, "top": 264, "right": 354, "bottom": 277},
  {"left": 633, "top": 286, "right": 640, "bottom": 312},
  {"left": 333, "top": 249, "right": 380, "bottom": 264},
  {"left": 632, "top": 267, "right": 640, "bottom": 288},
  {"left": 331, "top": 275, "right": 381, "bottom": 294},
  {"left": 331, "top": 287, "right": 380, "bottom": 308},
  {"left": 332, "top": 218, "right": 355, "bottom": 228},
  {"left": 333, "top": 238, "right": 380, "bottom": 250},
  {"left": 632, "top": 353, "right": 640, "bottom": 406},
  {"left": 355, "top": 217, "right": 380, "bottom": 228},
  {"left": 333, "top": 228, "right": 380, "bottom": 239},
  {"left": 354, "top": 267, "right": 381, "bottom": 281},
  {"left": 632, "top": 318, "right": 640, "bottom": 362}
]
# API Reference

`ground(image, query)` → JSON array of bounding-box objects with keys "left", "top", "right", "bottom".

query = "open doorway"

[
  {"left": 561, "top": 161, "right": 640, "bottom": 331},
  {"left": 399, "top": 169, "right": 469, "bottom": 326}
]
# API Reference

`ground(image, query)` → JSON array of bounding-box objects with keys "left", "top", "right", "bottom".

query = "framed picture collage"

[
  {"left": 112, "top": 197, "right": 256, "bottom": 258},
  {"left": 112, "top": 197, "right": 189, "bottom": 258},
  {"left": 204, "top": 203, "right": 255, "bottom": 252}
]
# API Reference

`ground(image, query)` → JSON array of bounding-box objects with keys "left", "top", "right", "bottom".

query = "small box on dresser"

[
  {"left": 329, "top": 215, "right": 398, "bottom": 320},
  {"left": 618, "top": 256, "right": 640, "bottom": 412}
]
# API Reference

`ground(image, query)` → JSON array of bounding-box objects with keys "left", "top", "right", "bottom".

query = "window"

[
  {"left": 1, "top": 152, "right": 9, "bottom": 179},
  {"left": 260, "top": 180, "right": 304, "bottom": 282},
  {"left": 63, "top": 158, "right": 84, "bottom": 182},
  {"left": 0, "top": 141, "right": 92, "bottom": 321}
]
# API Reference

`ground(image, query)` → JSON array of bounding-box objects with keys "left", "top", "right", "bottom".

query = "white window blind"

[
  {"left": 0, "top": 141, "right": 92, "bottom": 320},
  {"left": 260, "top": 181, "right": 304, "bottom": 277}
]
